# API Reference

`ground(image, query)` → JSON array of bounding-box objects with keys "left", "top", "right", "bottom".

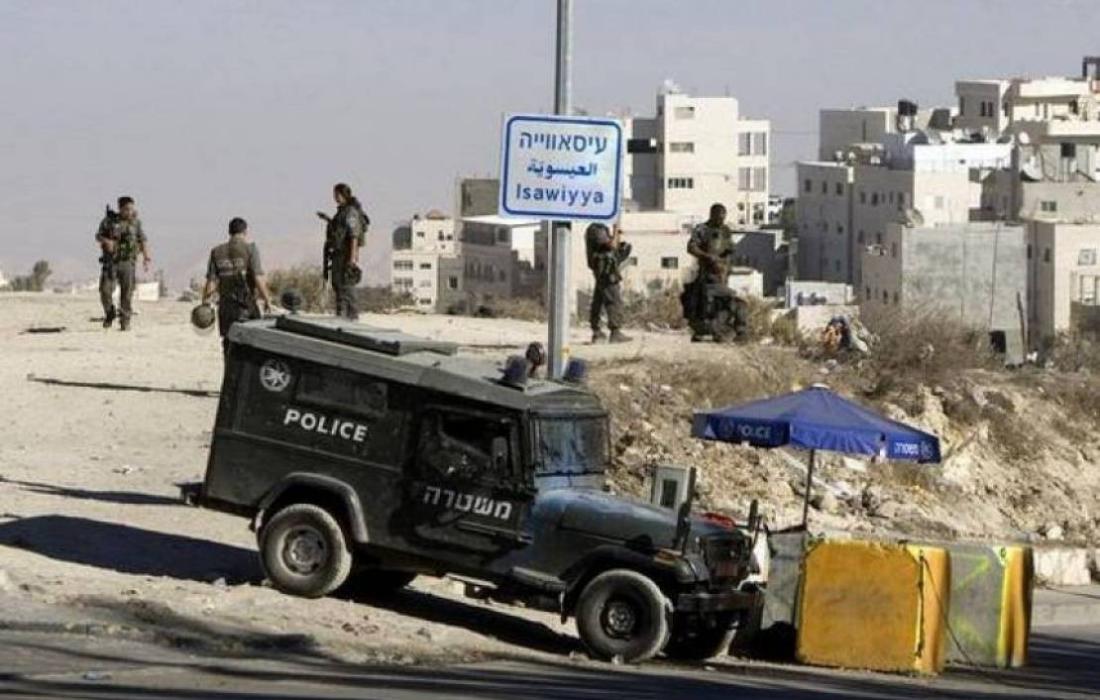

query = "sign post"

[{"left": 498, "top": 114, "right": 623, "bottom": 373}]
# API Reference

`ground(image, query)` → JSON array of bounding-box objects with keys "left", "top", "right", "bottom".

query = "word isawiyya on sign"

[{"left": 500, "top": 114, "right": 621, "bottom": 220}]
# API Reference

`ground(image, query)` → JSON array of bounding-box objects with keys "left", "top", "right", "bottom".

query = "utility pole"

[{"left": 548, "top": 0, "right": 573, "bottom": 378}]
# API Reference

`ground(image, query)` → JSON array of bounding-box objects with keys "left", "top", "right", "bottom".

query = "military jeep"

[{"left": 187, "top": 315, "right": 758, "bottom": 663}]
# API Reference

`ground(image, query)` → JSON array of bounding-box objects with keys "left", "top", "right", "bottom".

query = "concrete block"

[
  {"left": 1033, "top": 547, "right": 1092, "bottom": 587},
  {"left": 796, "top": 540, "right": 949, "bottom": 675}
]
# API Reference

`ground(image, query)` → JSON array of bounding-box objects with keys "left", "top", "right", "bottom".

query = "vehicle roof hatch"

[{"left": 273, "top": 316, "right": 457, "bottom": 356}]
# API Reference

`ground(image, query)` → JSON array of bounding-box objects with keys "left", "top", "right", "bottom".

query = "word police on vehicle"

[{"left": 499, "top": 113, "right": 622, "bottom": 221}]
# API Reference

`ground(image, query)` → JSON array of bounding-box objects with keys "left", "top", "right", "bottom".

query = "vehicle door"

[{"left": 401, "top": 406, "right": 533, "bottom": 562}]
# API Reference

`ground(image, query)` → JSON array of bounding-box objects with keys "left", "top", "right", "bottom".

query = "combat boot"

[
  {"left": 591, "top": 329, "right": 607, "bottom": 344},
  {"left": 608, "top": 329, "right": 632, "bottom": 343},
  {"left": 119, "top": 318, "right": 130, "bottom": 332},
  {"left": 103, "top": 307, "right": 116, "bottom": 329}
]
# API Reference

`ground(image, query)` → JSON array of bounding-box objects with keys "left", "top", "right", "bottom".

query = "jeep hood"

[{"left": 539, "top": 488, "right": 728, "bottom": 549}]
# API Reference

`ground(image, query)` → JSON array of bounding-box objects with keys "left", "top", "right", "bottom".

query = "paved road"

[{"left": 0, "top": 624, "right": 1096, "bottom": 699}]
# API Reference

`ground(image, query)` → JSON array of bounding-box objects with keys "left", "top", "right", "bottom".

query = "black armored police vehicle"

[{"left": 187, "top": 315, "right": 758, "bottom": 663}]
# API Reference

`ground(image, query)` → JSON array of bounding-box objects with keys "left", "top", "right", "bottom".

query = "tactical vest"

[{"left": 211, "top": 238, "right": 255, "bottom": 303}]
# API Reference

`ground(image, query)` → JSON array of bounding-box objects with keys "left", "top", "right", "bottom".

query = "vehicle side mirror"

[{"left": 491, "top": 437, "right": 509, "bottom": 472}]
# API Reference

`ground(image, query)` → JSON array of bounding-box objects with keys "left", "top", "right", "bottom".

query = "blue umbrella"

[{"left": 692, "top": 385, "right": 941, "bottom": 526}]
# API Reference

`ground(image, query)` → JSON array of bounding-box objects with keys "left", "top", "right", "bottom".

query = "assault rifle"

[
  {"left": 97, "top": 205, "right": 120, "bottom": 265},
  {"left": 317, "top": 211, "right": 334, "bottom": 294}
]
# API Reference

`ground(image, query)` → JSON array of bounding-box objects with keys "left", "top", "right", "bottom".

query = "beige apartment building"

[{"left": 622, "top": 86, "right": 771, "bottom": 226}]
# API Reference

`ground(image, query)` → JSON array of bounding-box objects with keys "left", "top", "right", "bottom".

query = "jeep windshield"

[{"left": 535, "top": 416, "right": 610, "bottom": 476}]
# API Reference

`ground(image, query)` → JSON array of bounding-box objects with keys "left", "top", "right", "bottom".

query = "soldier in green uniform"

[
  {"left": 684, "top": 203, "right": 746, "bottom": 342},
  {"left": 94, "top": 196, "right": 152, "bottom": 331},
  {"left": 318, "top": 183, "right": 369, "bottom": 321},
  {"left": 585, "top": 222, "right": 632, "bottom": 343},
  {"left": 201, "top": 217, "right": 273, "bottom": 352}
]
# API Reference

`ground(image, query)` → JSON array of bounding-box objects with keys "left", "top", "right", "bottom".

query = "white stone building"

[
  {"left": 390, "top": 211, "right": 457, "bottom": 310},
  {"left": 621, "top": 86, "right": 771, "bottom": 226}
]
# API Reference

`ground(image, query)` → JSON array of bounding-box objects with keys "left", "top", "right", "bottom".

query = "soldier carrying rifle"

[
  {"left": 317, "top": 183, "right": 369, "bottom": 321},
  {"left": 585, "top": 221, "right": 632, "bottom": 344},
  {"left": 94, "top": 195, "right": 152, "bottom": 331}
]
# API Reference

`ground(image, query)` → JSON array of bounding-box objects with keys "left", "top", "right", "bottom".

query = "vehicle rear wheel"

[
  {"left": 663, "top": 611, "right": 740, "bottom": 661},
  {"left": 259, "top": 503, "right": 353, "bottom": 598},
  {"left": 343, "top": 569, "right": 417, "bottom": 598},
  {"left": 575, "top": 569, "right": 671, "bottom": 663}
]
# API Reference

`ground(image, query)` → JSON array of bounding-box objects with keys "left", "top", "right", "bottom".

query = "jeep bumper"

[{"left": 675, "top": 588, "right": 760, "bottom": 614}]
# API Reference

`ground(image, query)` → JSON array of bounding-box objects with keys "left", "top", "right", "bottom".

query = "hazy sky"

[{"left": 2, "top": 0, "right": 1098, "bottom": 285}]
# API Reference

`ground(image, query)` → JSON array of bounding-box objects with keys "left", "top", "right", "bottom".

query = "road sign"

[{"left": 499, "top": 113, "right": 622, "bottom": 221}]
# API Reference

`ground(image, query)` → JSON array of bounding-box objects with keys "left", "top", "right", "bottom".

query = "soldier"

[
  {"left": 95, "top": 196, "right": 152, "bottom": 331},
  {"left": 685, "top": 203, "right": 746, "bottom": 342},
  {"left": 201, "top": 217, "right": 273, "bottom": 352},
  {"left": 584, "top": 222, "right": 632, "bottom": 343},
  {"left": 318, "top": 183, "right": 369, "bottom": 321}
]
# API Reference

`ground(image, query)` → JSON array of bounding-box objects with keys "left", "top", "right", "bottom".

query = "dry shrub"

[
  {"left": 986, "top": 408, "right": 1041, "bottom": 462},
  {"left": 861, "top": 308, "right": 998, "bottom": 400},
  {"left": 267, "top": 265, "right": 326, "bottom": 312},
  {"left": 623, "top": 286, "right": 687, "bottom": 330},
  {"left": 445, "top": 296, "right": 547, "bottom": 321},
  {"left": 1047, "top": 332, "right": 1100, "bottom": 373},
  {"left": 357, "top": 286, "right": 415, "bottom": 313},
  {"left": 267, "top": 265, "right": 413, "bottom": 313}
]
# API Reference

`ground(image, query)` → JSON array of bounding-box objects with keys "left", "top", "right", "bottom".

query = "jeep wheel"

[
  {"left": 575, "top": 569, "right": 671, "bottom": 663},
  {"left": 664, "top": 611, "right": 740, "bottom": 661},
  {"left": 259, "top": 504, "right": 353, "bottom": 598},
  {"left": 343, "top": 569, "right": 417, "bottom": 598}
]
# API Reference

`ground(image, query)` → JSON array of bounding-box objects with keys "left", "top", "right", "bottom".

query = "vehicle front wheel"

[
  {"left": 663, "top": 611, "right": 741, "bottom": 661},
  {"left": 575, "top": 569, "right": 671, "bottom": 663},
  {"left": 258, "top": 503, "right": 353, "bottom": 598}
]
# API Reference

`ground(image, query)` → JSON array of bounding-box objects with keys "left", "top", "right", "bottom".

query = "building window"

[
  {"left": 893, "top": 292, "right": 900, "bottom": 305},
  {"left": 753, "top": 132, "right": 767, "bottom": 156},
  {"left": 1041, "top": 200, "right": 1058, "bottom": 213},
  {"left": 416, "top": 230, "right": 425, "bottom": 238},
  {"left": 859, "top": 190, "right": 866, "bottom": 204},
  {"left": 835, "top": 182, "right": 844, "bottom": 196},
  {"left": 669, "top": 141, "right": 695, "bottom": 153},
  {"left": 738, "top": 133, "right": 752, "bottom": 156},
  {"left": 804, "top": 178, "right": 812, "bottom": 193},
  {"left": 959, "top": 96, "right": 966, "bottom": 116},
  {"left": 753, "top": 167, "right": 767, "bottom": 192},
  {"left": 891, "top": 243, "right": 897, "bottom": 258},
  {"left": 1027, "top": 244, "right": 1032, "bottom": 259},
  {"left": 888, "top": 192, "right": 895, "bottom": 204},
  {"left": 858, "top": 230, "right": 865, "bottom": 244},
  {"left": 1044, "top": 248, "right": 1051, "bottom": 263},
  {"left": 437, "top": 231, "right": 445, "bottom": 240},
  {"left": 419, "top": 262, "right": 432, "bottom": 270},
  {"left": 668, "top": 177, "right": 694, "bottom": 189},
  {"left": 876, "top": 232, "right": 883, "bottom": 244},
  {"left": 660, "top": 257, "right": 679, "bottom": 270},
  {"left": 871, "top": 193, "right": 879, "bottom": 206},
  {"left": 837, "top": 224, "right": 844, "bottom": 235},
  {"left": 393, "top": 277, "right": 413, "bottom": 289},
  {"left": 822, "top": 181, "right": 828, "bottom": 194},
  {"left": 393, "top": 260, "right": 413, "bottom": 271},
  {"left": 417, "top": 279, "right": 432, "bottom": 288},
  {"left": 448, "top": 276, "right": 459, "bottom": 290},
  {"left": 898, "top": 192, "right": 906, "bottom": 207},
  {"left": 865, "top": 286, "right": 871, "bottom": 300},
  {"left": 1080, "top": 249, "right": 1097, "bottom": 266},
  {"left": 673, "top": 106, "right": 695, "bottom": 119},
  {"left": 738, "top": 168, "right": 751, "bottom": 190},
  {"left": 834, "top": 260, "right": 841, "bottom": 272},
  {"left": 882, "top": 290, "right": 889, "bottom": 303}
]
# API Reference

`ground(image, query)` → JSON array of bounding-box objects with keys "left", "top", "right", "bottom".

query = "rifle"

[
  {"left": 317, "top": 211, "right": 334, "bottom": 299},
  {"left": 98, "top": 205, "right": 120, "bottom": 265}
]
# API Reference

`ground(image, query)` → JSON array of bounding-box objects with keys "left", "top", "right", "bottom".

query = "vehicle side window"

[
  {"left": 418, "top": 412, "right": 512, "bottom": 482},
  {"left": 296, "top": 367, "right": 388, "bottom": 419}
]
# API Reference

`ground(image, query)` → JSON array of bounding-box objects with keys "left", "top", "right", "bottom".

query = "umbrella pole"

[{"left": 802, "top": 449, "right": 816, "bottom": 529}]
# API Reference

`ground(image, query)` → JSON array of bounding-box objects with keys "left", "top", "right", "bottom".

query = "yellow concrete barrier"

[
  {"left": 938, "top": 543, "right": 1033, "bottom": 668},
  {"left": 796, "top": 540, "right": 950, "bottom": 674}
]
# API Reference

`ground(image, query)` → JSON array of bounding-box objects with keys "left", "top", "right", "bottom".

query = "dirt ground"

[{"left": 1, "top": 292, "right": 1097, "bottom": 666}]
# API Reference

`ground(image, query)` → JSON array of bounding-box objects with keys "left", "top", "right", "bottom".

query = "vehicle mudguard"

[{"left": 253, "top": 473, "right": 369, "bottom": 543}]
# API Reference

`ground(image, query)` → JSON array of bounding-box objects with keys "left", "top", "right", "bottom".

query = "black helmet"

[
  {"left": 190, "top": 303, "right": 216, "bottom": 331},
  {"left": 345, "top": 264, "right": 362, "bottom": 286}
]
